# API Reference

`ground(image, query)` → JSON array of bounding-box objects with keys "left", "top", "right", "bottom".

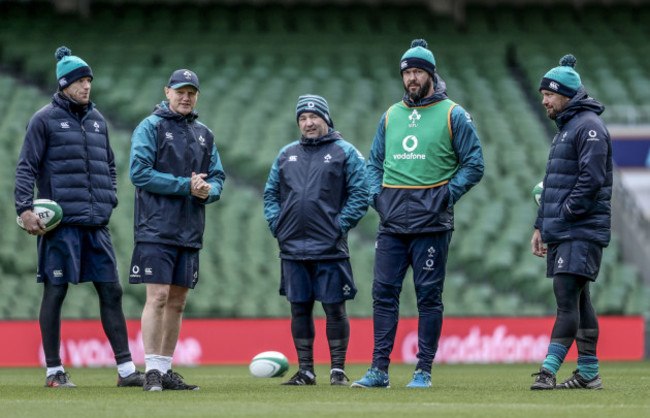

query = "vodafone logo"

[
  {"left": 401, "top": 326, "right": 549, "bottom": 364},
  {"left": 39, "top": 331, "right": 202, "bottom": 367},
  {"left": 402, "top": 135, "right": 418, "bottom": 152}
]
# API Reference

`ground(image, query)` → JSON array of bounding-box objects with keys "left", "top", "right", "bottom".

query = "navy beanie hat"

[
  {"left": 539, "top": 54, "right": 582, "bottom": 98},
  {"left": 296, "top": 95, "right": 333, "bottom": 128},
  {"left": 55, "top": 46, "right": 93, "bottom": 90},
  {"left": 400, "top": 39, "right": 436, "bottom": 78}
]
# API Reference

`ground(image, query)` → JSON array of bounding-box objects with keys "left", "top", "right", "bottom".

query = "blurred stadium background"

[{"left": 1, "top": 0, "right": 649, "bottom": 356}]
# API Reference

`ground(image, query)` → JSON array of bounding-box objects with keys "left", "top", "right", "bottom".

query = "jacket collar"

[
  {"left": 153, "top": 101, "right": 199, "bottom": 122},
  {"left": 299, "top": 129, "right": 342, "bottom": 146},
  {"left": 555, "top": 86, "right": 605, "bottom": 129}
]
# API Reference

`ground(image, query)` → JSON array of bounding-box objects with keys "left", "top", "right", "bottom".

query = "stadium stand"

[{"left": 1, "top": 1, "right": 649, "bottom": 320}]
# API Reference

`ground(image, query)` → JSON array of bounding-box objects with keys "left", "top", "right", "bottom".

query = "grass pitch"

[{"left": 1, "top": 362, "right": 648, "bottom": 417}]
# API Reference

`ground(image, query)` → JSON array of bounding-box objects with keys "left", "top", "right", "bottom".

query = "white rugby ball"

[
  {"left": 532, "top": 181, "right": 544, "bottom": 206},
  {"left": 249, "top": 351, "right": 289, "bottom": 378},
  {"left": 17, "top": 199, "right": 63, "bottom": 232}
]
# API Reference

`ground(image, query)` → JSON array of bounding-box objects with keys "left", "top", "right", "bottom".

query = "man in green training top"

[{"left": 351, "top": 39, "right": 484, "bottom": 388}]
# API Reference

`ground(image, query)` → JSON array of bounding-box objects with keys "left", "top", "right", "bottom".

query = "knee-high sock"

[
  {"left": 322, "top": 302, "right": 349, "bottom": 371},
  {"left": 290, "top": 301, "right": 315, "bottom": 373},
  {"left": 39, "top": 279, "right": 68, "bottom": 368}
]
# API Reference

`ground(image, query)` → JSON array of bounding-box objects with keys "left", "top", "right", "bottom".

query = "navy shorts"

[
  {"left": 129, "top": 243, "right": 200, "bottom": 289},
  {"left": 546, "top": 240, "right": 603, "bottom": 281},
  {"left": 36, "top": 226, "right": 118, "bottom": 285},
  {"left": 280, "top": 259, "right": 356, "bottom": 303}
]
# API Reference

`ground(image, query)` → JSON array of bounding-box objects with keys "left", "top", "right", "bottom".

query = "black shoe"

[
  {"left": 530, "top": 367, "right": 556, "bottom": 390},
  {"left": 45, "top": 371, "right": 77, "bottom": 388},
  {"left": 281, "top": 370, "right": 316, "bottom": 386},
  {"left": 143, "top": 370, "right": 163, "bottom": 392},
  {"left": 330, "top": 370, "right": 349, "bottom": 386},
  {"left": 162, "top": 370, "right": 200, "bottom": 390},
  {"left": 556, "top": 370, "right": 603, "bottom": 390},
  {"left": 117, "top": 370, "right": 145, "bottom": 387}
]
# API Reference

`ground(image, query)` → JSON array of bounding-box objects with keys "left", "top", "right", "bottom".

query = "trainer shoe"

[
  {"left": 330, "top": 370, "right": 349, "bottom": 386},
  {"left": 117, "top": 370, "right": 145, "bottom": 387},
  {"left": 280, "top": 370, "right": 316, "bottom": 386},
  {"left": 530, "top": 367, "right": 556, "bottom": 390},
  {"left": 556, "top": 370, "right": 603, "bottom": 390},
  {"left": 143, "top": 369, "right": 163, "bottom": 392},
  {"left": 45, "top": 371, "right": 77, "bottom": 388},
  {"left": 406, "top": 369, "right": 431, "bottom": 388},
  {"left": 162, "top": 370, "right": 200, "bottom": 390},
  {"left": 350, "top": 367, "right": 390, "bottom": 388}
]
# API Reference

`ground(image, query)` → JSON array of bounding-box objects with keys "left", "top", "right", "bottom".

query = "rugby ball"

[
  {"left": 249, "top": 351, "right": 289, "bottom": 378},
  {"left": 17, "top": 199, "right": 63, "bottom": 232},
  {"left": 532, "top": 181, "right": 544, "bottom": 206}
]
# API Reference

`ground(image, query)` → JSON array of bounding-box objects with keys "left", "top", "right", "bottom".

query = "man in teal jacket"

[
  {"left": 129, "top": 69, "right": 225, "bottom": 392},
  {"left": 352, "top": 39, "right": 484, "bottom": 389}
]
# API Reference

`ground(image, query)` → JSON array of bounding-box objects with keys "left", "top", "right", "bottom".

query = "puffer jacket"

[
  {"left": 263, "top": 130, "right": 368, "bottom": 260},
  {"left": 130, "top": 102, "right": 225, "bottom": 249},
  {"left": 535, "top": 87, "right": 612, "bottom": 247},
  {"left": 15, "top": 93, "right": 117, "bottom": 225}
]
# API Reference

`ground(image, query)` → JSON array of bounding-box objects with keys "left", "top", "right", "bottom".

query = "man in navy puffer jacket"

[
  {"left": 530, "top": 55, "right": 612, "bottom": 391},
  {"left": 14, "top": 47, "right": 143, "bottom": 388},
  {"left": 264, "top": 95, "right": 368, "bottom": 386}
]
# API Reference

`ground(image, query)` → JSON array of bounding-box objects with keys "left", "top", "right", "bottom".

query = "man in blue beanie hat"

[
  {"left": 351, "top": 39, "right": 484, "bottom": 389},
  {"left": 264, "top": 94, "right": 368, "bottom": 386},
  {"left": 530, "top": 55, "right": 612, "bottom": 390},
  {"left": 14, "top": 46, "right": 144, "bottom": 388}
]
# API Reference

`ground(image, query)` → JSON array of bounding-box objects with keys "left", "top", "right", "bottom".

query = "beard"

[{"left": 404, "top": 77, "right": 433, "bottom": 102}]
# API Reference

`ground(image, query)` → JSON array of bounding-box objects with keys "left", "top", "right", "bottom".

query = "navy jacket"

[
  {"left": 367, "top": 75, "right": 484, "bottom": 234},
  {"left": 263, "top": 130, "right": 368, "bottom": 260},
  {"left": 130, "top": 102, "right": 225, "bottom": 249},
  {"left": 15, "top": 93, "right": 117, "bottom": 225},
  {"left": 535, "top": 87, "right": 612, "bottom": 247}
]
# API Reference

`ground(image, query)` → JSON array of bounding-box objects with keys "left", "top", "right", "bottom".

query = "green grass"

[{"left": 1, "top": 362, "right": 649, "bottom": 417}]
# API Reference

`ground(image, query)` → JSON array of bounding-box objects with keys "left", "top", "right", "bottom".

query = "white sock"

[
  {"left": 160, "top": 356, "right": 173, "bottom": 373},
  {"left": 145, "top": 354, "right": 165, "bottom": 373},
  {"left": 46, "top": 366, "right": 64, "bottom": 377},
  {"left": 117, "top": 361, "right": 136, "bottom": 378}
]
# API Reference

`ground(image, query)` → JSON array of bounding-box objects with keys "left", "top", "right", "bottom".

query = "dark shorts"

[
  {"left": 36, "top": 226, "right": 118, "bottom": 285},
  {"left": 129, "top": 243, "right": 200, "bottom": 289},
  {"left": 280, "top": 259, "right": 356, "bottom": 303},
  {"left": 546, "top": 240, "right": 603, "bottom": 281}
]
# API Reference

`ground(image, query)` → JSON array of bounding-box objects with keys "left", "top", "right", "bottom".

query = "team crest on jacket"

[
  {"left": 323, "top": 154, "right": 332, "bottom": 163},
  {"left": 198, "top": 135, "right": 206, "bottom": 145},
  {"left": 165, "top": 132, "right": 174, "bottom": 140},
  {"left": 93, "top": 121, "right": 100, "bottom": 132},
  {"left": 342, "top": 284, "right": 351, "bottom": 296}
]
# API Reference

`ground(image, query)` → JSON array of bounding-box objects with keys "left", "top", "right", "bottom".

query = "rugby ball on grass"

[
  {"left": 17, "top": 199, "right": 63, "bottom": 232},
  {"left": 249, "top": 351, "right": 289, "bottom": 378},
  {"left": 532, "top": 181, "right": 544, "bottom": 206}
]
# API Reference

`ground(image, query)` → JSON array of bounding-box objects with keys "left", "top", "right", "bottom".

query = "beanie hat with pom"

[
  {"left": 400, "top": 39, "right": 436, "bottom": 78},
  {"left": 55, "top": 46, "right": 93, "bottom": 90},
  {"left": 539, "top": 54, "right": 582, "bottom": 98}
]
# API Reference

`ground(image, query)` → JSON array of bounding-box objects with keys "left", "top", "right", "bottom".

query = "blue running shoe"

[
  {"left": 406, "top": 369, "right": 431, "bottom": 388},
  {"left": 350, "top": 367, "right": 390, "bottom": 388}
]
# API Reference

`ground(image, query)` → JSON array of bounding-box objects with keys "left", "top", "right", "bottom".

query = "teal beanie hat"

[
  {"left": 539, "top": 54, "right": 581, "bottom": 98},
  {"left": 55, "top": 46, "right": 93, "bottom": 90},
  {"left": 400, "top": 39, "right": 436, "bottom": 78}
]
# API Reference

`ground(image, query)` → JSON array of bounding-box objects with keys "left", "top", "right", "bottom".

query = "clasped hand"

[{"left": 190, "top": 172, "right": 211, "bottom": 200}]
